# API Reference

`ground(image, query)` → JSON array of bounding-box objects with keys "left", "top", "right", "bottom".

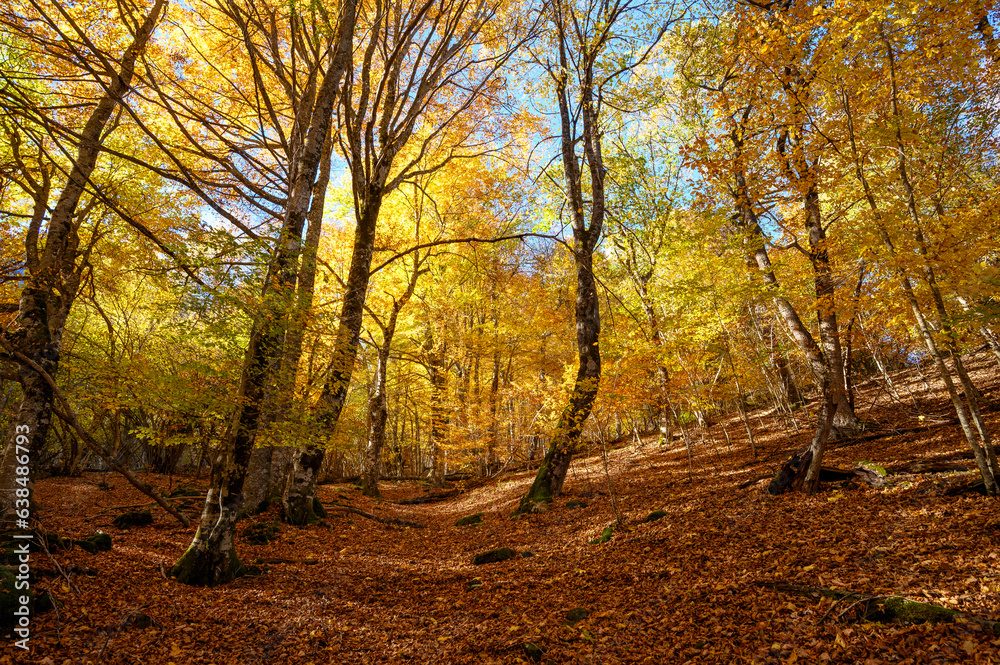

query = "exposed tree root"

[{"left": 767, "top": 449, "right": 977, "bottom": 494}]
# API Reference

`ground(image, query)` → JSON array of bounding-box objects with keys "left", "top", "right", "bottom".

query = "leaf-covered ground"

[{"left": 10, "top": 355, "right": 1000, "bottom": 664}]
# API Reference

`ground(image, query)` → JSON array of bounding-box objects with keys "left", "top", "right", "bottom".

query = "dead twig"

[
  {"left": 837, "top": 595, "right": 884, "bottom": 622},
  {"left": 821, "top": 592, "right": 859, "bottom": 623},
  {"left": 37, "top": 534, "right": 81, "bottom": 594}
]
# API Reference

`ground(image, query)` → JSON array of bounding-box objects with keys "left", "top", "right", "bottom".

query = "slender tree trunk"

[
  {"left": 359, "top": 259, "right": 421, "bottom": 497},
  {"left": 635, "top": 282, "right": 673, "bottom": 446},
  {"left": 515, "top": 20, "right": 605, "bottom": 513},
  {"left": 517, "top": 248, "right": 600, "bottom": 512},
  {"left": 882, "top": 38, "right": 999, "bottom": 492},
  {"left": 0, "top": 0, "right": 167, "bottom": 528},
  {"left": 360, "top": 344, "right": 391, "bottom": 498},
  {"left": 284, "top": 188, "right": 383, "bottom": 523},
  {"left": 486, "top": 344, "right": 501, "bottom": 473},
  {"left": 956, "top": 295, "right": 1000, "bottom": 368},
  {"left": 801, "top": 182, "right": 857, "bottom": 432},
  {"left": 425, "top": 329, "right": 449, "bottom": 488},
  {"left": 841, "top": 75, "right": 999, "bottom": 495},
  {"left": 772, "top": 354, "right": 803, "bottom": 408}
]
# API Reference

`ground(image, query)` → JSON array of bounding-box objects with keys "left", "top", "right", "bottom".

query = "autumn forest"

[{"left": 2, "top": 0, "right": 1000, "bottom": 662}]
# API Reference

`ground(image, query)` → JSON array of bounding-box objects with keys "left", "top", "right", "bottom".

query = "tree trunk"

[
  {"left": 0, "top": 0, "right": 167, "bottom": 528},
  {"left": 515, "top": 17, "right": 606, "bottom": 513},
  {"left": 284, "top": 187, "right": 383, "bottom": 523},
  {"left": 427, "top": 335, "right": 448, "bottom": 488},
  {"left": 841, "top": 71, "right": 999, "bottom": 495},
  {"left": 360, "top": 347, "right": 389, "bottom": 498},
  {"left": 282, "top": 0, "right": 500, "bottom": 519},
  {"left": 801, "top": 181, "right": 858, "bottom": 436},
  {"left": 772, "top": 354, "right": 803, "bottom": 408},
  {"left": 241, "top": 445, "right": 292, "bottom": 516},
  {"left": 516, "top": 250, "right": 600, "bottom": 512},
  {"left": 882, "top": 37, "right": 999, "bottom": 493},
  {"left": 173, "top": 1, "right": 358, "bottom": 582},
  {"left": 486, "top": 344, "right": 501, "bottom": 474},
  {"left": 243, "top": 126, "right": 334, "bottom": 517},
  {"left": 359, "top": 260, "right": 421, "bottom": 497},
  {"left": 956, "top": 295, "right": 1000, "bottom": 369}
]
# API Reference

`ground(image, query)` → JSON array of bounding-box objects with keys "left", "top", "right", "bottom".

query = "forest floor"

[{"left": 9, "top": 353, "right": 1000, "bottom": 664}]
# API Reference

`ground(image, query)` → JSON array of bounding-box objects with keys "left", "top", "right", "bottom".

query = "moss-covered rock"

[
  {"left": 455, "top": 513, "right": 484, "bottom": 527},
  {"left": 91, "top": 531, "right": 113, "bottom": 551},
  {"left": 0, "top": 567, "right": 33, "bottom": 630},
  {"left": 566, "top": 607, "right": 589, "bottom": 624},
  {"left": 1, "top": 567, "right": 23, "bottom": 620},
  {"left": 33, "top": 589, "right": 55, "bottom": 614},
  {"left": 243, "top": 521, "right": 280, "bottom": 545},
  {"left": 112, "top": 509, "right": 153, "bottom": 529},
  {"left": 472, "top": 547, "right": 517, "bottom": 565},
  {"left": 523, "top": 642, "right": 546, "bottom": 662},
  {"left": 75, "top": 540, "right": 96, "bottom": 554},
  {"left": 590, "top": 524, "right": 615, "bottom": 545},
  {"left": 641, "top": 510, "right": 667, "bottom": 523},
  {"left": 38, "top": 531, "right": 73, "bottom": 551},
  {"left": 75, "top": 532, "right": 113, "bottom": 554}
]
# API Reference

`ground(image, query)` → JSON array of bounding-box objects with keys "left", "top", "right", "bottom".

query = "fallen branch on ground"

[
  {"left": 326, "top": 503, "right": 426, "bottom": 528},
  {"left": 93, "top": 502, "right": 156, "bottom": 516},
  {"left": 394, "top": 491, "right": 459, "bottom": 505},
  {"left": 766, "top": 449, "right": 977, "bottom": 494},
  {"left": 738, "top": 473, "right": 774, "bottom": 489}
]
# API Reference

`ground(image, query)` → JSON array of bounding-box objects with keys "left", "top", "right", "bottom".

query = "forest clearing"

[
  {"left": 4, "top": 354, "right": 1000, "bottom": 664},
  {"left": 3, "top": 0, "right": 1000, "bottom": 661}
]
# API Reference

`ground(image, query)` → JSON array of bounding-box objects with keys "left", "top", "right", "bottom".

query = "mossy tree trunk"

[{"left": 516, "top": 2, "right": 616, "bottom": 513}]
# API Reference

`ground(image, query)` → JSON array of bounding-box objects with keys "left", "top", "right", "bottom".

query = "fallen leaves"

[{"left": 19, "top": 354, "right": 1000, "bottom": 663}]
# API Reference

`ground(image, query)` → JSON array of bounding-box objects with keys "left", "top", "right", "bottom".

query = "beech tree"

[
  {"left": 169, "top": 0, "right": 359, "bottom": 585},
  {"left": 0, "top": 0, "right": 168, "bottom": 526},
  {"left": 282, "top": 0, "right": 521, "bottom": 523},
  {"left": 516, "top": 0, "right": 684, "bottom": 513}
]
